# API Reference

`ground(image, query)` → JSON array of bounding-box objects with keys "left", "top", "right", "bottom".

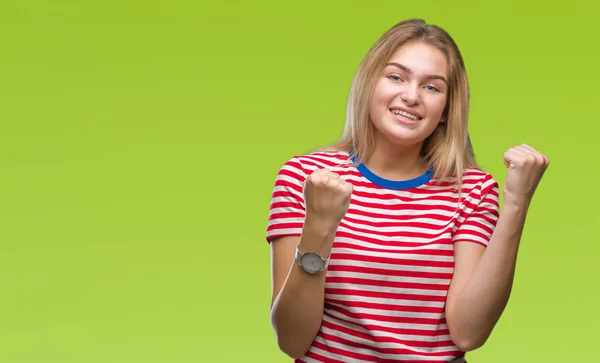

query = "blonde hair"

[{"left": 325, "top": 18, "right": 477, "bottom": 190}]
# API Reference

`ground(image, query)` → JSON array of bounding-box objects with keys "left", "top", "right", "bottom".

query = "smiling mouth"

[{"left": 390, "top": 109, "right": 422, "bottom": 122}]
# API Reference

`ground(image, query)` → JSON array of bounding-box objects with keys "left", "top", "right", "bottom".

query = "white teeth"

[{"left": 391, "top": 109, "right": 420, "bottom": 121}]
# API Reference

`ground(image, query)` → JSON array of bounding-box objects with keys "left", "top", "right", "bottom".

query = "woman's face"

[{"left": 369, "top": 41, "right": 450, "bottom": 148}]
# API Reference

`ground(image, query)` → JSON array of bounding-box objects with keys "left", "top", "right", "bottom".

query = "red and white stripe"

[{"left": 267, "top": 152, "right": 500, "bottom": 363}]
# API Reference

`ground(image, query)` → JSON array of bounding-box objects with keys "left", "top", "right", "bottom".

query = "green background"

[{"left": 0, "top": 0, "right": 597, "bottom": 362}]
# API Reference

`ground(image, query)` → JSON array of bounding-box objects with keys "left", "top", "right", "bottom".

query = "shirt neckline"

[{"left": 350, "top": 153, "right": 433, "bottom": 190}]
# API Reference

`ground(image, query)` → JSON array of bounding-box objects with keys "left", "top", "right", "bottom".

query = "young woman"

[{"left": 265, "top": 19, "right": 549, "bottom": 363}]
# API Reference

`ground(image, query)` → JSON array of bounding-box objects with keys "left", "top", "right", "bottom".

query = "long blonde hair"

[{"left": 326, "top": 18, "right": 477, "bottom": 189}]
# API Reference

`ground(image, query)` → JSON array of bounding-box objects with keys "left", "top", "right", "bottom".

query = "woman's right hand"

[{"left": 302, "top": 168, "right": 353, "bottom": 237}]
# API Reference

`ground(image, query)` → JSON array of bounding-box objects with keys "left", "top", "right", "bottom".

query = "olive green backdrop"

[{"left": 0, "top": 0, "right": 597, "bottom": 362}]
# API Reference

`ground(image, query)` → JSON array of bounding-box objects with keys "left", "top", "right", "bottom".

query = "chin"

[
  {"left": 390, "top": 136, "right": 426, "bottom": 147},
  {"left": 377, "top": 124, "right": 430, "bottom": 146}
]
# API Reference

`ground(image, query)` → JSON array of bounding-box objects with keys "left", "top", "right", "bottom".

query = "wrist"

[
  {"left": 303, "top": 214, "right": 340, "bottom": 236},
  {"left": 500, "top": 197, "right": 529, "bottom": 225},
  {"left": 502, "top": 195, "right": 531, "bottom": 212},
  {"left": 299, "top": 217, "right": 338, "bottom": 257}
]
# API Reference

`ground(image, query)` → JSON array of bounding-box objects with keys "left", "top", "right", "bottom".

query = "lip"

[
  {"left": 389, "top": 106, "right": 423, "bottom": 120},
  {"left": 389, "top": 108, "right": 422, "bottom": 126}
]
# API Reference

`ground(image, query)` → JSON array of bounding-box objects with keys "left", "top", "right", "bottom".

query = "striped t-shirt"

[{"left": 266, "top": 151, "right": 500, "bottom": 363}]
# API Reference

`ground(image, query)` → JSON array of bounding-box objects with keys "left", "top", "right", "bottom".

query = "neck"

[{"left": 362, "top": 134, "right": 428, "bottom": 181}]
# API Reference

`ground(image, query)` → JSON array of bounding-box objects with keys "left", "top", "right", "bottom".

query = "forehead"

[{"left": 386, "top": 42, "right": 449, "bottom": 77}]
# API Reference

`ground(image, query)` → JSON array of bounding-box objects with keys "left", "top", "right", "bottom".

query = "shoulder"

[
  {"left": 461, "top": 167, "right": 499, "bottom": 196},
  {"left": 276, "top": 150, "right": 352, "bottom": 179}
]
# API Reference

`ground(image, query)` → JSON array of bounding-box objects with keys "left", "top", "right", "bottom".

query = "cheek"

[
  {"left": 426, "top": 97, "right": 447, "bottom": 118},
  {"left": 372, "top": 81, "right": 397, "bottom": 103},
  {"left": 370, "top": 88, "right": 391, "bottom": 115}
]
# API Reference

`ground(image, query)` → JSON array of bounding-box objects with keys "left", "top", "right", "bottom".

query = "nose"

[{"left": 400, "top": 84, "right": 420, "bottom": 106}]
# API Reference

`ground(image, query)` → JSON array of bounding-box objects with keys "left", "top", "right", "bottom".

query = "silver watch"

[{"left": 295, "top": 246, "right": 329, "bottom": 274}]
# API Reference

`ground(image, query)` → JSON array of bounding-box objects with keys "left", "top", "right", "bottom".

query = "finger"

[
  {"left": 514, "top": 148, "right": 539, "bottom": 166},
  {"left": 503, "top": 149, "right": 522, "bottom": 168},
  {"left": 511, "top": 145, "right": 531, "bottom": 156},
  {"left": 509, "top": 146, "right": 538, "bottom": 167},
  {"left": 313, "top": 168, "right": 329, "bottom": 177},
  {"left": 341, "top": 182, "right": 354, "bottom": 195},
  {"left": 326, "top": 175, "right": 339, "bottom": 187},
  {"left": 519, "top": 144, "right": 538, "bottom": 153},
  {"left": 310, "top": 171, "right": 328, "bottom": 185},
  {"left": 504, "top": 148, "right": 532, "bottom": 168},
  {"left": 522, "top": 144, "right": 550, "bottom": 166},
  {"left": 519, "top": 144, "right": 545, "bottom": 165}
]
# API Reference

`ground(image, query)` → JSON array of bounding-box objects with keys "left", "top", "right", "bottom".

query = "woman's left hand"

[{"left": 502, "top": 144, "right": 550, "bottom": 205}]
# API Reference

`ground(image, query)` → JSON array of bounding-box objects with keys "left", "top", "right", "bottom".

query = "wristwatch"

[{"left": 295, "top": 246, "right": 330, "bottom": 274}]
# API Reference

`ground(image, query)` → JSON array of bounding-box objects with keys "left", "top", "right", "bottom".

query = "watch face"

[{"left": 301, "top": 253, "right": 324, "bottom": 273}]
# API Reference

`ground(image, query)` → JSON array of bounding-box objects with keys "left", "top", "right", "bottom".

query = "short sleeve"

[
  {"left": 452, "top": 173, "right": 501, "bottom": 247},
  {"left": 265, "top": 156, "right": 307, "bottom": 243}
]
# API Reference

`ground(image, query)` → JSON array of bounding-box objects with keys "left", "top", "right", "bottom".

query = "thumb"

[
  {"left": 503, "top": 149, "right": 517, "bottom": 169},
  {"left": 503, "top": 154, "right": 510, "bottom": 169}
]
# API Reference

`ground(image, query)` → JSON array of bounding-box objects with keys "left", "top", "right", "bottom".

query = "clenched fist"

[
  {"left": 303, "top": 168, "right": 353, "bottom": 231},
  {"left": 503, "top": 144, "right": 550, "bottom": 204}
]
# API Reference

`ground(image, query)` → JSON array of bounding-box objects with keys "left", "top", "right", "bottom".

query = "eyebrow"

[{"left": 386, "top": 62, "right": 448, "bottom": 85}]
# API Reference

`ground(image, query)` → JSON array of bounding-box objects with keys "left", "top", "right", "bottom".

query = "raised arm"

[
  {"left": 268, "top": 166, "right": 353, "bottom": 358},
  {"left": 445, "top": 144, "right": 550, "bottom": 351}
]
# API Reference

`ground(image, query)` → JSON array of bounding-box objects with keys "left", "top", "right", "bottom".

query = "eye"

[
  {"left": 387, "top": 74, "right": 404, "bottom": 82},
  {"left": 424, "top": 85, "right": 440, "bottom": 93}
]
